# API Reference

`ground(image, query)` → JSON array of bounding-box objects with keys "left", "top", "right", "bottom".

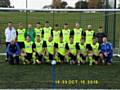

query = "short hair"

[
  {"left": 36, "top": 35, "right": 40, "bottom": 37},
  {"left": 36, "top": 22, "right": 40, "bottom": 24},
  {"left": 64, "top": 23, "right": 68, "bottom": 25},
  {"left": 8, "top": 21, "right": 13, "bottom": 24},
  {"left": 93, "top": 37, "right": 97, "bottom": 39},
  {"left": 103, "top": 36, "right": 107, "bottom": 38},
  {"left": 26, "top": 35, "right": 31, "bottom": 38},
  {"left": 55, "top": 24, "right": 59, "bottom": 27},
  {"left": 99, "top": 26, "right": 103, "bottom": 29},
  {"left": 45, "top": 21, "right": 49, "bottom": 23},
  {"left": 60, "top": 35, "right": 63, "bottom": 38},
  {"left": 81, "top": 37, "right": 85, "bottom": 40}
]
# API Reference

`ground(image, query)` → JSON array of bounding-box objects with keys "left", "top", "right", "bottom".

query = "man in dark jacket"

[
  {"left": 7, "top": 39, "right": 20, "bottom": 64},
  {"left": 96, "top": 26, "right": 107, "bottom": 44}
]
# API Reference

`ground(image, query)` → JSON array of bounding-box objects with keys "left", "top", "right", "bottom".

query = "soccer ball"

[{"left": 51, "top": 60, "right": 56, "bottom": 65}]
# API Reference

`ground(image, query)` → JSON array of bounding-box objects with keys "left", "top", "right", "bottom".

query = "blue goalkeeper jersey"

[{"left": 100, "top": 42, "right": 113, "bottom": 54}]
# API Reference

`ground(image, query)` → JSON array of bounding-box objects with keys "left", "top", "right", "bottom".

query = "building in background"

[
  {"left": 87, "top": 0, "right": 105, "bottom": 8},
  {"left": 52, "top": 0, "right": 61, "bottom": 8}
]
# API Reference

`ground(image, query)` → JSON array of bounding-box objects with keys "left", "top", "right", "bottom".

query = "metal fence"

[{"left": 0, "top": 9, "right": 120, "bottom": 55}]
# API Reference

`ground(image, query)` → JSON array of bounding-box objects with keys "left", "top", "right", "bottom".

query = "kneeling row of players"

[{"left": 7, "top": 35, "right": 112, "bottom": 65}]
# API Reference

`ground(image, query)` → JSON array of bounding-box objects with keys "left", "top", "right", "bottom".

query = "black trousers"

[
  {"left": 17, "top": 42, "right": 24, "bottom": 49},
  {"left": 6, "top": 42, "right": 10, "bottom": 59},
  {"left": 8, "top": 55, "right": 19, "bottom": 65},
  {"left": 25, "top": 53, "right": 32, "bottom": 61},
  {"left": 68, "top": 53, "right": 76, "bottom": 60},
  {"left": 80, "top": 54, "right": 86, "bottom": 60},
  {"left": 49, "top": 53, "right": 54, "bottom": 61},
  {"left": 35, "top": 52, "right": 43, "bottom": 61},
  {"left": 93, "top": 55, "right": 99, "bottom": 61},
  {"left": 58, "top": 53, "right": 64, "bottom": 61}
]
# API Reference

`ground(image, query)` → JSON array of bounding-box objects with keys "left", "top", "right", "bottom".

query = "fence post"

[
  {"left": 26, "top": 0, "right": 28, "bottom": 30},
  {"left": 104, "top": 0, "right": 109, "bottom": 34},
  {"left": 53, "top": 10, "right": 55, "bottom": 28},
  {"left": 113, "top": 0, "right": 116, "bottom": 48}
]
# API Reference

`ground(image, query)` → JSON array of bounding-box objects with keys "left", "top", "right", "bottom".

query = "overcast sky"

[
  {"left": 10, "top": 0, "right": 78, "bottom": 8},
  {"left": 10, "top": 0, "right": 120, "bottom": 9}
]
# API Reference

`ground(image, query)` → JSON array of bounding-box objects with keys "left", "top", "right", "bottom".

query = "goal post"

[
  {"left": 0, "top": 8, "right": 120, "bottom": 57},
  {"left": 0, "top": 8, "right": 120, "bottom": 11}
]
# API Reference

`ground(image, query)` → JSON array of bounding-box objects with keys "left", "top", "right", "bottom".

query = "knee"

[
  {"left": 88, "top": 51, "right": 93, "bottom": 57},
  {"left": 33, "top": 52, "right": 36, "bottom": 56},
  {"left": 99, "top": 53, "right": 103, "bottom": 58}
]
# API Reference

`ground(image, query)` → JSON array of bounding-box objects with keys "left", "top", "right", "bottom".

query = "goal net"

[{"left": 0, "top": 8, "right": 120, "bottom": 61}]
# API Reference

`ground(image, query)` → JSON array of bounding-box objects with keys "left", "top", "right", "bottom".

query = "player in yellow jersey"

[
  {"left": 85, "top": 25, "right": 95, "bottom": 49},
  {"left": 17, "top": 23, "right": 26, "bottom": 49},
  {"left": 45, "top": 36, "right": 55, "bottom": 63},
  {"left": 34, "top": 22, "right": 43, "bottom": 40},
  {"left": 72, "top": 22, "right": 85, "bottom": 44},
  {"left": 65, "top": 37, "right": 77, "bottom": 64},
  {"left": 61, "top": 23, "right": 71, "bottom": 43},
  {"left": 32, "top": 35, "right": 46, "bottom": 64},
  {"left": 42, "top": 21, "right": 53, "bottom": 42},
  {"left": 76, "top": 38, "right": 87, "bottom": 65},
  {"left": 20, "top": 35, "right": 34, "bottom": 64},
  {"left": 87, "top": 37, "right": 100, "bottom": 66},
  {"left": 54, "top": 35, "right": 67, "bottom": 64},
  {"left": 53, "top": 24, "right": 61, "bottom": 44}
]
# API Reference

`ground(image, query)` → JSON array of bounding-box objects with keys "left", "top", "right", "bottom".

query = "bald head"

[
  {"left": 75, "top": 22, "right": 80, "bottom": 29},
  {"left": 10, "top": 39, "right": 16, "bottom": 45},
  {"left": 87, "top": 25, "right": 92, "bottom": 30}
]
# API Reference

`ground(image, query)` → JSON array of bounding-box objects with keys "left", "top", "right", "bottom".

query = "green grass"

[
  {"left": 0, "top": 11, "right": 120, "bottom": 89},
  {"left": 0, "top": 57, "right": 120, "bottom": 89}
]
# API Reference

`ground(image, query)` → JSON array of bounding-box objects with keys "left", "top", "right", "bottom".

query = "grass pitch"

[{"left": 0, "top": 56, "right": 120, "bottom": 89}]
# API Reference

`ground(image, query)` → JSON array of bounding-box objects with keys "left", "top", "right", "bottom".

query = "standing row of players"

[{"left": 5, "top": 21, "right": 112, "bottom": 65}]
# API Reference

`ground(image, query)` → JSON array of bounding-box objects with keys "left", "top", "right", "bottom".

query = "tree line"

[{"left": 0, "top": 0, "right": 119, "bottom": 9}]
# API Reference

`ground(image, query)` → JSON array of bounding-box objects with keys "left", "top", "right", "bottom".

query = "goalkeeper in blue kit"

[{"left": 99, "top": 37, "right": 113, "bottom": 65}]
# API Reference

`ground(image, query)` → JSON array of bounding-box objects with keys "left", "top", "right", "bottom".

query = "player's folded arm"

[
  {"left": 42, "top": 41, "right": 47, "bottom": 54},
  {"left": 76, "top": 43, "right": 80, "bottom": 54},
  {"left": 54, "top": 43, "right": 58, "bottom": 55},
  {"left": 32, "top": 43, "right": 36, "bottom": 52},
  {"left": 93, "top": 32, "right": 96, "bottom": 38},
  {"left": 41, "top": 29, "right": 44, "bottom": 38},
  {"left": 60, "top": 30, "right": 63, "bottom": 37},
  {"left": 65, "top": 43, "right": 69, "bottom": 54},
  {"left": 20, "top": 43, "right": 26, "bottom": 55},
  {"left": 51, "top": 29, "right": 53, "bottom": 37},
  {"left": 70, "top": 29, "right": 74, "bottom": 37},
  {"left": 86, "top": 44, "right": 92, "bottom": 52},
  {"left": 82, "top": 30, "right": 86, "bottom": 38}
]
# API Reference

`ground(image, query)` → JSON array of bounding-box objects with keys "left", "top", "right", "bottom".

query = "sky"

[
  {"left": 10, "top": 0, "right": 120, "bottom": 9},
  {"left": 10, "top": 0, "right": 78, "bottom": 8}
]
